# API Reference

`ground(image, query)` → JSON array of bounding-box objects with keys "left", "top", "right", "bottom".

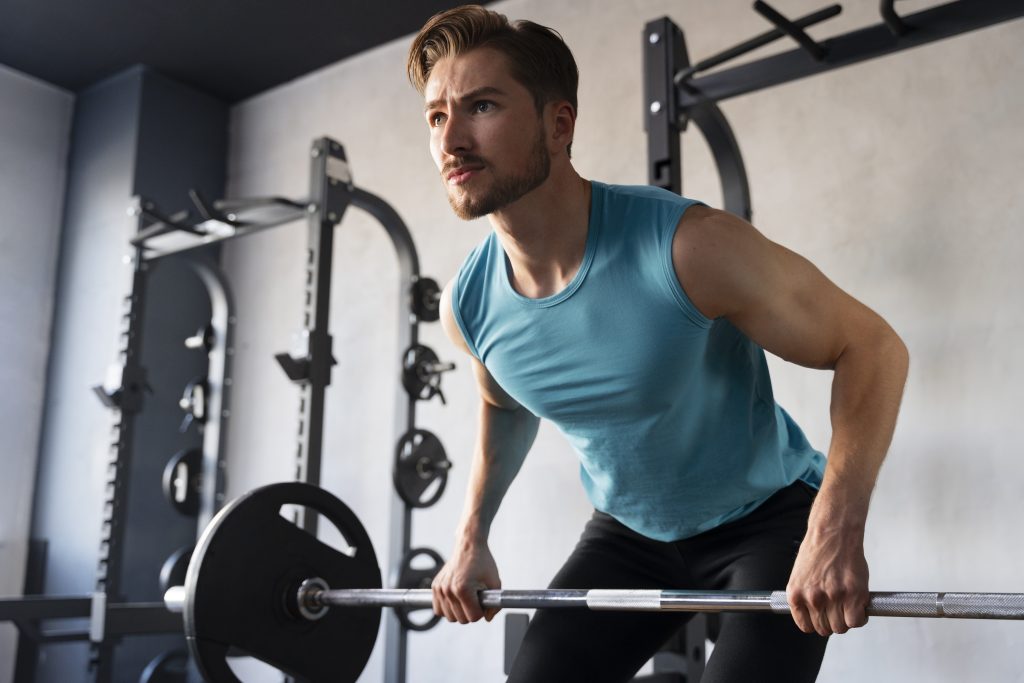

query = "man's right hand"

[{"left": 431, "top": 541, "right": 502, "bottom": 623}]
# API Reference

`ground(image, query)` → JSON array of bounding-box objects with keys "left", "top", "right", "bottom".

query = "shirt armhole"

[
  {"left": 662, "top": 200, "right": 714, "bottom": 329},
  {"left": 450, "top": 267, "right": 483, "bottom": 361}
]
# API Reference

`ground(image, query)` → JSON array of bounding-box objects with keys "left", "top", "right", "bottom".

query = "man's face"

[{"left": 424, "top": 48, "right": 551, "bottom": 220}]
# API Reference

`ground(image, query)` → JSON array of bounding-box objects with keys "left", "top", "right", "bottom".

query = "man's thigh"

[
  {"left": 507, "top": 512, "right": 691, "bottom": 683},
  {"left": 688, "top": 482, "right": 829, "bottom": 683}
]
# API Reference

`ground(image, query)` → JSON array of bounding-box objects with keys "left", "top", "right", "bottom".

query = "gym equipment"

[
  {"left": 392, "top": 429, "right": 451, "bottom": 508},
  {"left": 139, "top": 648, "right": 189, "bottom": 683},
  {"left": 180, "top": 482, "right": 380, "bottom": 683},
  {"left": 178, "top": 376, "right": 207, "bottom": 432},
  {"left": 401, "top": 344, "right": 454, "bottom": 404},
  {"left": 162, "top": 448, "right": 202, "bottom": 516},
  {"left": 165, "top": 482, "right": 1024, "bottom": 682},
  {"left": 184, "top": 324, "right": 214, "bottom": 352},
  {"left": 159, "top": 546, "right": 193, "bottom": 596},
  {"left": 394, "top": 547, "right": 445, "bottom": 632},
  {"left": 410, "top": 276, "right": 441, "bottom": 323},
  {"left": 644, "top": 0, "right": 1024, "bottom": 211}
]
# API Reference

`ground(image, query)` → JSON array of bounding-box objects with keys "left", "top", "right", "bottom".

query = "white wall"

[
  {"left": 220, "top": 1, "right": 1024, "bottom": 681},
  {"left": 0, "top": 64, "right": 74, "bottom": 682}
]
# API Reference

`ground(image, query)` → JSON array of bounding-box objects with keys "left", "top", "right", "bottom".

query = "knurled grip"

[
  {"left": 770, "top": 591, "right": 1024, "bottom": 619},
  {"left": 941, "top": 592, "right": 1024, "bottom": 619}
]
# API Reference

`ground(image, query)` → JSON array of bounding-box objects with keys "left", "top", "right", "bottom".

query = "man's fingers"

[
  {"left": 845, "top": 594, "right": 869, "bottom": 629},
  {"left": 826, "top": 596, "right": 849, "bottom": 635},
  {"left": 456, "top": 585, "right": 484, "bottom": 622},
  {"left": 787, "top": 590, "right": 815, "bottom": 634}
]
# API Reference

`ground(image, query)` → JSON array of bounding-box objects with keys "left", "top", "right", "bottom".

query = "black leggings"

[{"left": 507, "top": 482, "right": 828, "bottom": 683}]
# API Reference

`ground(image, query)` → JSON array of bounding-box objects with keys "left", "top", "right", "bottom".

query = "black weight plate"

[
  {"left": 396, "top": 547, "right": 444, "bottom": 632},
  {"left": 410, "top": 278, "right": 440, "bottom": 323},
  {"left": 183, "top": 482, "right": 381, "bottom": 683},
  {"left": 162, "top": 448, "right": 201, "bottom": 517},
  {"left": 393, "top": 429, "right": 449, "bottom": 508},
  {"left": 159, "top": 545, "right": 193, "bottom": 596},
  {"left": 139, "top": 648, "right": 188, "bottom": 683},
  {"left": 401, "top": 344, "right": 440, "bottom": 401}
]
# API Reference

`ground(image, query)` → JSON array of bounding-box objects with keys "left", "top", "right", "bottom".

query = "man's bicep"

[{"left": 674, "top": 210, "right": 879, "bottom": 371}]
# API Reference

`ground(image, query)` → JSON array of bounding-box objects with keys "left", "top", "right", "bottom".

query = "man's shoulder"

[
  {"left": 594, "top": 181, "right": 704, "bottom": 226},
  {"left": 595, "top": 180, "right": 698, "bottom": 207}
]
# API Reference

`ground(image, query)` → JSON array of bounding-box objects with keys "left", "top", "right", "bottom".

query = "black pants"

[{"left": 507, "top": 482, "right": 828, "bottom": 683}]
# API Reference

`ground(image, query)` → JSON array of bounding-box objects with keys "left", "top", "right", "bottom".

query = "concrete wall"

[
  {"left": 0, "top": 64, "right": 73, "bottom": 683},
  {"left": 216, "top": 1, "right": 1024, "bottom": 681}
]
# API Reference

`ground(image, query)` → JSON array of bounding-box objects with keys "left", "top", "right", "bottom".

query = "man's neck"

[{"left": 488, "top": 167, "right": 591, "bottom": 299}]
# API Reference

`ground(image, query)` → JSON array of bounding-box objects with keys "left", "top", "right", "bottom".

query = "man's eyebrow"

[{"left": 424, "top": 86, "right": 507, "bottom": 113}]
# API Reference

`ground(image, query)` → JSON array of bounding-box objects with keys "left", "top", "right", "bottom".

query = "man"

[{"left": 407, "top": 6, "right": 908, "bottom": 682}]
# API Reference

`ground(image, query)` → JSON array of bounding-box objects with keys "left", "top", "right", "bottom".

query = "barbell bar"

[
  {"left": 169, "top": 482, "right": 1024, "bottom": 683},
  {"left": 165, "top": 583, "right": 1024, "bottom": 621}
]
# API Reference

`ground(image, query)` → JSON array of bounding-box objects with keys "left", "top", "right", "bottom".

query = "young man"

[{"left": 407, "top": 6, "right": 908, "bottom": 681}]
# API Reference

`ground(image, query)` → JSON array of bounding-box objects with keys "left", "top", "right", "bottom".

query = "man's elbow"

[{"left": 874, "top": 321, "right": 910, "bottom": 382}]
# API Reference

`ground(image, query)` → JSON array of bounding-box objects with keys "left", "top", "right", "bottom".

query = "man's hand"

[
  {"left": 786, "top": 522, "right": 870, "bottom": 636},
  {"left": 431, "top": 541, "right": 502, "bottom": 624}
]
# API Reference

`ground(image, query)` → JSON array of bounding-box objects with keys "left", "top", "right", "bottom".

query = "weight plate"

[
  {"left": 138, "top": 648, "right": 189, "bottom": 683},
  {"left": 396, "top": 547, "right": 444, "bottom": 632},
  {"left": 161, "top": 448, "right": 201, "bottom": 517},
  {"left": 183, "top": 482, "right": 381, "bottom": 683},
  {"left": 159, "top": 545, "right": 193, "bottom": 596},
  {"left": 410, "top": 278, "right": 441, "bottom": 323},
  {"left": 401, "top": 344, "right": 440, "bottom": 401},
  {"left": 393, "top": 429, "right": 450, "bottom": 508}
]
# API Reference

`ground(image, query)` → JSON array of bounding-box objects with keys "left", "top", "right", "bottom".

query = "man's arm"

[
  {"left": 672, "top": 205, "right": 910, "bottom": 637},
  {"left": 431, "top": 280, "right": 541, "bottom": 623}
]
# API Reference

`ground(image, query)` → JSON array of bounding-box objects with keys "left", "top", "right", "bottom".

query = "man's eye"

[
  {"left": 430, "top": 113, "right": 446, "bottom": 127},
  {"left": 474, "top": 101, "right": 494, "bottom": 113}
]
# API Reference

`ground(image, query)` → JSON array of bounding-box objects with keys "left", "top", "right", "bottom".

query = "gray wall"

[
  {"left": 0, "top": 64, "right": 73, "bottom": 683},
  {"left": 218, "top": 1, "right": 1024, "bottom": 681}
]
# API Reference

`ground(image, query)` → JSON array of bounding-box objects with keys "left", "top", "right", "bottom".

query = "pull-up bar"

[{"left": 644, "top": 0, "right": 1024, "bottom": 212}]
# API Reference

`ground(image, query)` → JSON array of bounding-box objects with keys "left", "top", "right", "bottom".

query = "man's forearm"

[
  {"left": 813, "top": 322, "right": 909, "bottom": 530},
  {"left": 456, "top": 399, "right": 540, "bottom": 544}
]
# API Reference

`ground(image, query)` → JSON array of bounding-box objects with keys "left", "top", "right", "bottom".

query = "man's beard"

[{"left": 445, "top": 127, "right": 551, "bottom": 220}]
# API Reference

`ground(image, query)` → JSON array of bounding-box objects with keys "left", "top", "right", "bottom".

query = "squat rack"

[
  {"left": 4, "top": 137, "right": 451, "bottom": 683},
  {"left": 643, "top": 0, "right": 1024, "bottom": 219},
  {"left": 125, "top": 136, "right": 451, "bottom": 683}
]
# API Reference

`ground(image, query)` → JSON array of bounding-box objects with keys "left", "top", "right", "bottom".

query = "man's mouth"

[{"left": 446, "top": 165, "right": 484, "bottom": 186}]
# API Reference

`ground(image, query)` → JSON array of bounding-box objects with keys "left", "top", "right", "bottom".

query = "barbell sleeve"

[
  {"left": 165, "top": 586, "right": 1024, "bottom": 620},
  {"left": 164, "top": 585, "right": 186, "bottom": 614}
]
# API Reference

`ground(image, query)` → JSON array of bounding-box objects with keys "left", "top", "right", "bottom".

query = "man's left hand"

[{"left": 786, "top": 523, "right": 870, "bottom": 636}]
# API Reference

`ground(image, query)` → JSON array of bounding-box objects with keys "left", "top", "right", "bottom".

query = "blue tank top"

[{"left": 451, "top": 181, "right": 825, "bottom": 541}]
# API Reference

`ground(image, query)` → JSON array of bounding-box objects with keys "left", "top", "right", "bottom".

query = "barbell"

[{"left": 165, "top": 482, "right": 1024, "bottom": 682}]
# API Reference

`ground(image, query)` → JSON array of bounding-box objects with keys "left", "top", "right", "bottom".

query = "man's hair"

[{"left": 407, "top": 5, "right": 579, "bottom": 125}]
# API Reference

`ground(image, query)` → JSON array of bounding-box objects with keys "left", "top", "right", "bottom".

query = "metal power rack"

[
  {"left": 643, "top": 0, "right": 1024, "bottom": 219},
  {"left": 3, "top": 136, "right": 448, "bottom": 683}
]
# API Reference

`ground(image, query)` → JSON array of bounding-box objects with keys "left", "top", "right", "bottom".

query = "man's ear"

[{"left": 548, "top": 100, "right": 576, "bottom": 155}]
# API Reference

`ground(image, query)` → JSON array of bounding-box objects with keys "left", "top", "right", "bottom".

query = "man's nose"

[{"left": 439, "top": 112, "right": 471, "bottom": 157}]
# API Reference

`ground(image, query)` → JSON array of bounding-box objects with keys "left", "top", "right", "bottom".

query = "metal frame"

[
  {"left": 3, "top": 136, "right": 435, "bottom": 682},
  {"left": 88, "top": 249, "right": 151, "bottom": 679},
  {"left": 644, "top": 0, "right": 1024, "bottom": 217},
  {"left": 129, "top": 136, "right": 433, "bottom": 683}
]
